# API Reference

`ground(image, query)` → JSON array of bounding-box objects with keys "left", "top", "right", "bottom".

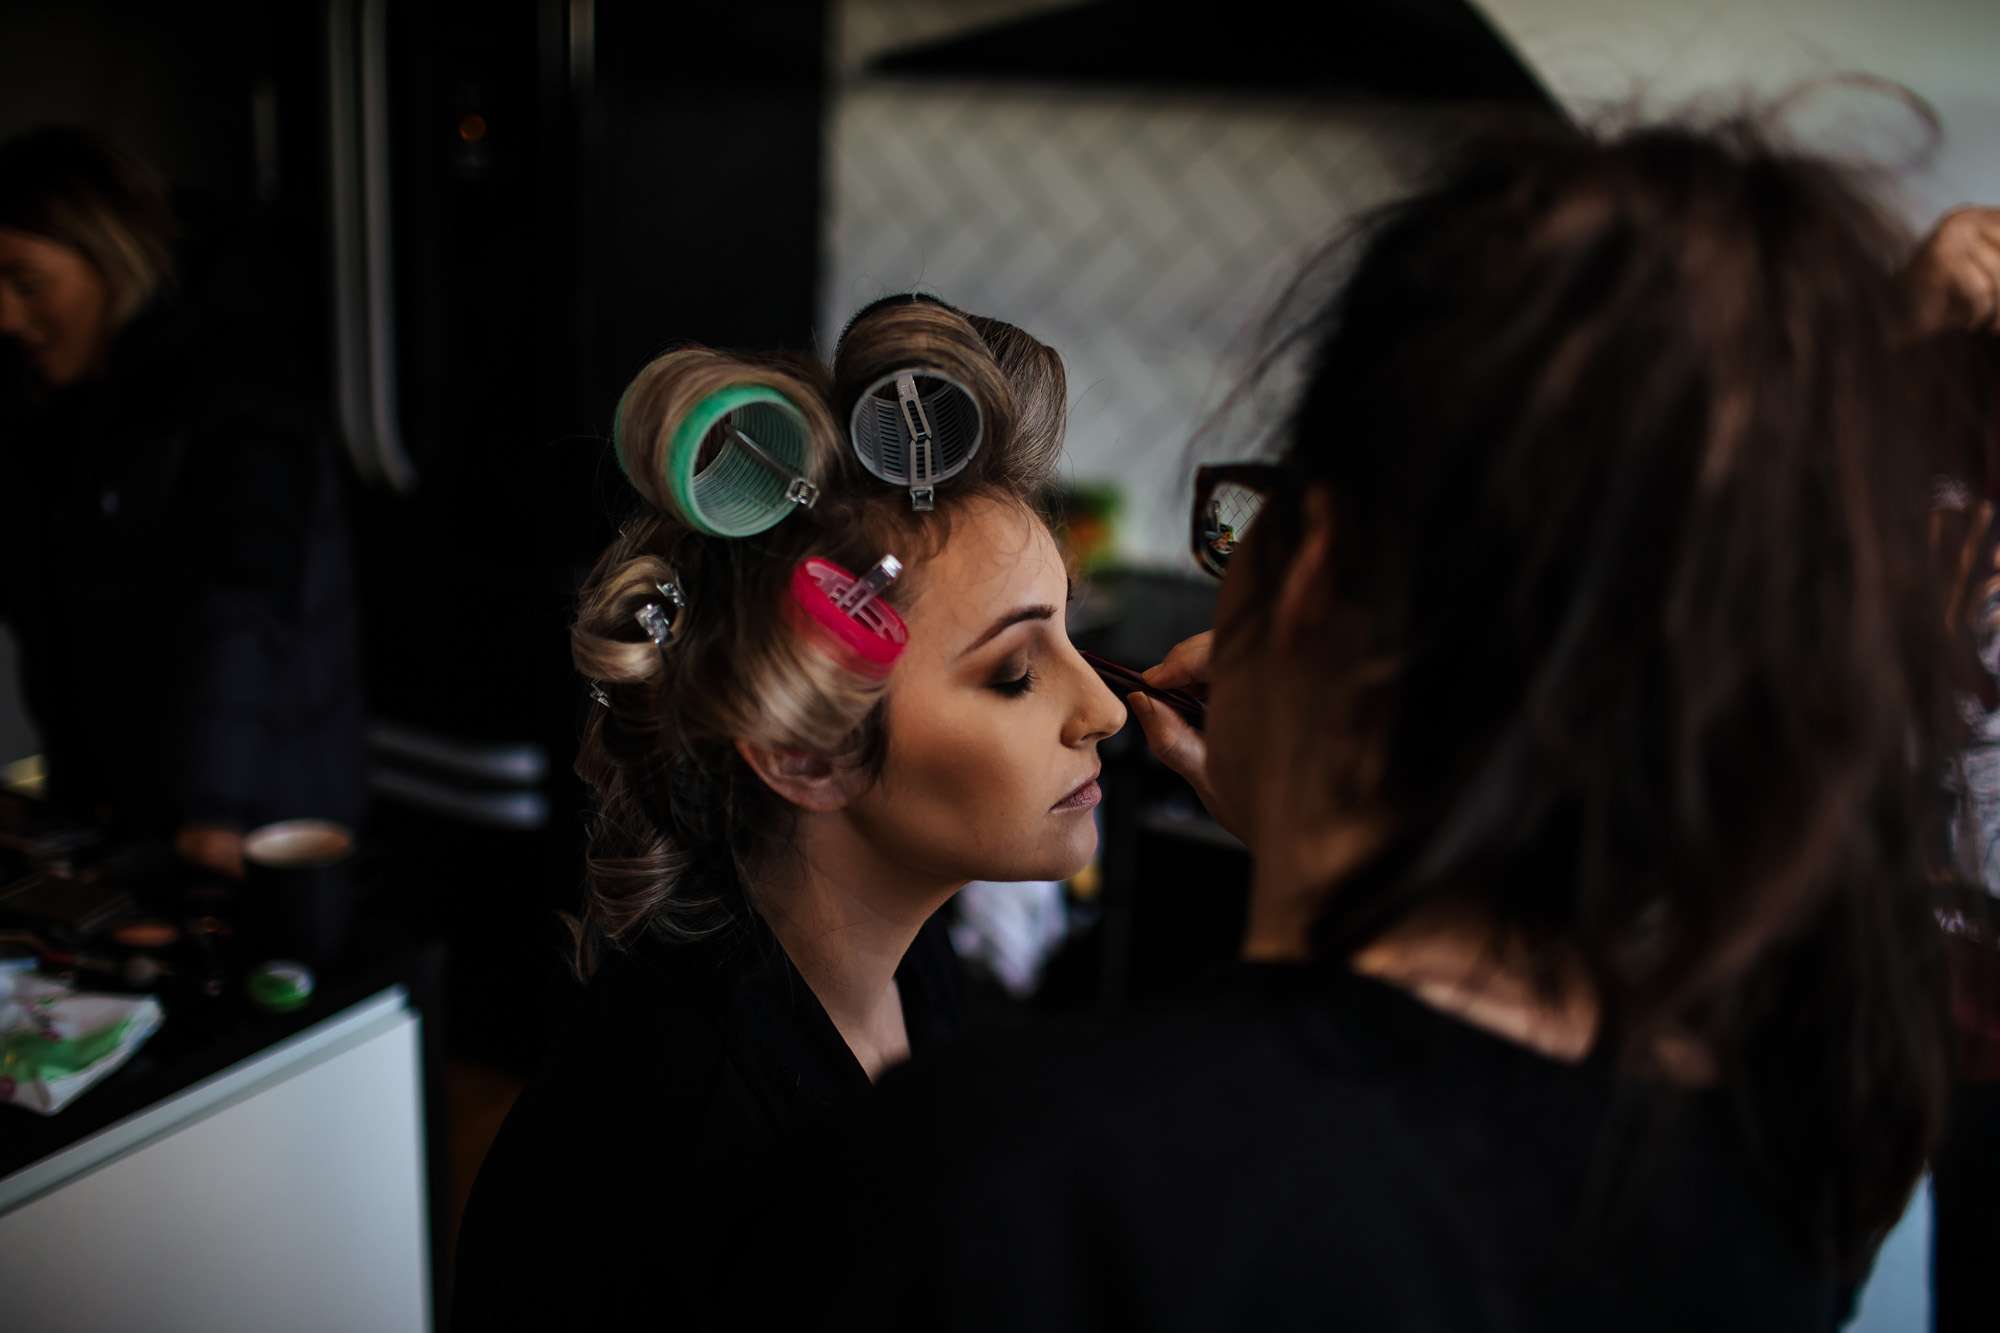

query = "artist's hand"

[
  {"left": 174, "top": 823, "right": 245, "bottom": 879},
  {"left": 1909, "top": 206, "right": 2000, "bottom": 337},
  {"left": 1130, "top": 631, "right": 1239, "bottom": 839}
]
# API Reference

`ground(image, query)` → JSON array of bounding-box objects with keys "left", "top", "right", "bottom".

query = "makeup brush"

[{"left": 1079, "top": 648, "right": 1206, "bottom": 730}]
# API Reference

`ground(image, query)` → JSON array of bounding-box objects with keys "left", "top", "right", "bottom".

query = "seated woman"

[
  {"left": 450, "top": 297, "right": 1125, "bottom": 1327},
  {"left": 820, "top": 122, "right": 1980, "bottom": 1329}
]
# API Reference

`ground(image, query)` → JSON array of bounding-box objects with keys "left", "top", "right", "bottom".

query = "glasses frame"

[{"left": 1190, "top": 462, "right": 1285, "bottom": 580}]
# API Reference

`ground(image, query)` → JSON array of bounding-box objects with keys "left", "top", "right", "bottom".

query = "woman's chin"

[
  {"left": 1040, "top": 828, "right": 1100, "bottom": 882},
  {"left": 965, "top": 838, "right": 1097, "bottom": 888}
]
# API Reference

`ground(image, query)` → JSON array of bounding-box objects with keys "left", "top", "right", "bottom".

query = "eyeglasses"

[{"left": 1190, "top": 462, "right": 1284, "bottom": 580}]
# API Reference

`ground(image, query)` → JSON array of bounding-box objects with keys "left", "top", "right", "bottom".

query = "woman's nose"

[{"left": 1063, "top": 649, "right": 1129, "bottom": 746}]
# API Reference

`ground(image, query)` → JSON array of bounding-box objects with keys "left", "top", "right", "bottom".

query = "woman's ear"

[
  {"left": 735, "top": 739, "right": 866, "bottom": 813},
  {"left": 1272, "top": 485, "right": 1335, "bottom": 648}
]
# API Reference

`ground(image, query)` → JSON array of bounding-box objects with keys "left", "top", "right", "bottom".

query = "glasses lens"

[{"left": 1200, "top": 479, "right": 1267, "bottom": 573}]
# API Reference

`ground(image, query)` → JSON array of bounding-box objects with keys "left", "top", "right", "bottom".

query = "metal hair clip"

[
  {"left": 790, "top": 553, "right": 909, "bottom": 676},
  {"left": 634, "top": 576, "right": 688, "bottom": 651},
  {"left": 895, "top": 376, "right": 937, "bottom": 510},
  {"left": 728, "top": 426, "right": 820, "bottom": 510},
  {"left": 588, "top": 682, "right": 611, "bottom": 708},
  {"left": 837, "top": 554, "right": 902, "bottom": 617},
  {"left": 849, "top": 368, "right": 985, "bottom": 512}
]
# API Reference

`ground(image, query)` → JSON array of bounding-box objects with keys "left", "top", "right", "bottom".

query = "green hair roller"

[{"left": 617, "top": 383, "right": 821, "bottom": 538}]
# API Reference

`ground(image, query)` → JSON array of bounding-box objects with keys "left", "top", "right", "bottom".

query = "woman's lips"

[{"left": 1052, "top": 774, "right": 1101, "bottom": 812}]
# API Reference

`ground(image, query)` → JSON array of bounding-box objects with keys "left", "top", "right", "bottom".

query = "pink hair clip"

[{"left": 789, "top": 555, "right": 908, "bottom": 677}]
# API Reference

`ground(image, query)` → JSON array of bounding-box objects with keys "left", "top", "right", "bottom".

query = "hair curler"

[
  {"left": 847, "top": 369, "right": 984, "bottom": 512},
  {"left": 789, "top": 554, "right": 909, "bottom": 677},
  {"left": 618, "top": 383, "right": 822, "bottom": 538}
]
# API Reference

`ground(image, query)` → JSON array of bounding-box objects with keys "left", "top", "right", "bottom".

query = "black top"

[
  {"left": 823, "top": 962, "right": 1841, "bottom": 1332},
  {"left": 451, "top": 911, "right": 965, "bottom": 1331},
  {"left": 0, "top": 303, "right": 365, "bottom": 832}
]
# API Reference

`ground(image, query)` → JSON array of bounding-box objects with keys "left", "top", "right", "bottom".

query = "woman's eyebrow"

[{"left": 957, "top": 604, "right": 1056, "bottom": 658}]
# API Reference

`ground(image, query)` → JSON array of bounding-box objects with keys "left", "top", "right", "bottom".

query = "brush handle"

[{"left": 1078, "top": 648, "right": 1206, "bottom": 730}]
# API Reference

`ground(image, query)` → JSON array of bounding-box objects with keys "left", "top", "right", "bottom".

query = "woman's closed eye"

[{"left": 989, "top": 662, "right": 1038, "bottom": 698}]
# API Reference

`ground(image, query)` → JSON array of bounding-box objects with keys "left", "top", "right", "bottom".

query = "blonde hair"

[
  {"left": 566, "top": 297, "right": 1066, "bottom": 977},
  {"left": 0, "top": 126, "right": 177, "bottom": 329}
]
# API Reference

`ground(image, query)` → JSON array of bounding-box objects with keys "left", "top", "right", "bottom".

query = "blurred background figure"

[{"left": 0, "top": 126, "right": 365, "bottom": 873}]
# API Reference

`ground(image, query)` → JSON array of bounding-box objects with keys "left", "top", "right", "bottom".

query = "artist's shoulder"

[{"left": 879, "top": 963, "right": 1330, "bottom": 1145}]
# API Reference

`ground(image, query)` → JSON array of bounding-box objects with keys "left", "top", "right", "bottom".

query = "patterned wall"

[{"left": 823, "top": 2, "right": 1454, "bottom": 567}]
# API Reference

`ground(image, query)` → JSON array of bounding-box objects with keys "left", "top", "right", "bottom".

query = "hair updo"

[{"left": 565, "top": 297, "right": 1066, "bottom": 978}]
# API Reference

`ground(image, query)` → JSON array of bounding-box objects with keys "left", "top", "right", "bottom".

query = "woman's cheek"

[{"left": 886, "top": 709, "right": 1001, "bottom": 816}]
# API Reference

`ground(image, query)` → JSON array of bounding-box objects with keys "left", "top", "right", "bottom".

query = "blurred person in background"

[
  {"left": 1903, "top": 199, "right": 2000, "bottom": 1333},
  {"left": 0, "top": 126, "right": 364, "bottom": 872},
  {"left": 814, "top": 118, "right": 1985, "bottom": 1331}
]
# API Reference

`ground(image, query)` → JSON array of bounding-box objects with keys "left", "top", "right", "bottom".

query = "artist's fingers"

[
  {"left": 1951, "top": 502, "right": 1998, "bottom": 628},
  {"left": 1130, "top": 693, "right": 1216, "bottom": 807},
  {"left": 1944, "top": 244, "right": 2000, "bottom": 332},
  {"left": 1971, "top": 240, "right": 2000, "bottom": 333},
  {"left": 1966, "top": 502, "right": 1996, "bottom": 573},
  {"left": 1912, "top": 208, "right": 2000, "bottom": 335},
  {"left": 1142, "top": 631, "right": 1213, "bottom": 690},
  {"left": 1952, "top": 232, "right": 2000, "bottom": 332},
  {"left": 1964, "top": 208, "right": 2000, "bottom": 253}
]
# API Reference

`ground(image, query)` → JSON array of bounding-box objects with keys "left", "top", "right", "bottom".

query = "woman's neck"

[
  {"left": 753, "top": 814, "right": 961, "bottom": 1081},
  {"left": 1350, "top": 918, "right": 1598, "bottom": 1063},
  {"left": 1245, "top": 817, "right": 1598, "bottom": 1064},
  {"left": 1241, "top": 807, "right": 1377, "bottom": 961}
]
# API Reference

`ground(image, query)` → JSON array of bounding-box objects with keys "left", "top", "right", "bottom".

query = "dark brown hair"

[
  {"left": 566, "top": 297, "right": 1065, "bottom": 978},
  {"left": 1227, "top": 117, "right": 1976, "bottom": 1277},
  {"left": 0, "top": 125, "right": 176, "bottom": 327}
]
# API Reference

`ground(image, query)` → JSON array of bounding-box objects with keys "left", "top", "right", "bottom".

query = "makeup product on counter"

[
  {"left": 23, "top": 943, "right": 171, "bottom": 990},
  {"left": 241, "top": 820, "right": 357, "bottom": 971},
  {"left": 0, "top": 867, "right": 137, "bottom": 936},
  {"left": 111, "top": 919, "right": 180, "bottom": 951},
  {"left": 245, "top": 960, "right": 315, "bottom": 1013},
  {"left": 186, "top": 914, "right": 231, "bottom": 999}
]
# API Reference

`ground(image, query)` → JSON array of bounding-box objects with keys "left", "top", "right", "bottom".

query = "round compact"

[
  {"left": 112, "top": 920, "right": 181, "bottom": 951},
  {"left": 245, "top": 960, "right": 316, "bottom": 1013}
]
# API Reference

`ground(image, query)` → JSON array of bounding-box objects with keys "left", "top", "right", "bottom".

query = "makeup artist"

[
  {"left": 0, "top": 127, "right": 364, "bottom": 872},
  {"left": 818, "top": 119, "right": 1980, "bottom": 1330}
]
